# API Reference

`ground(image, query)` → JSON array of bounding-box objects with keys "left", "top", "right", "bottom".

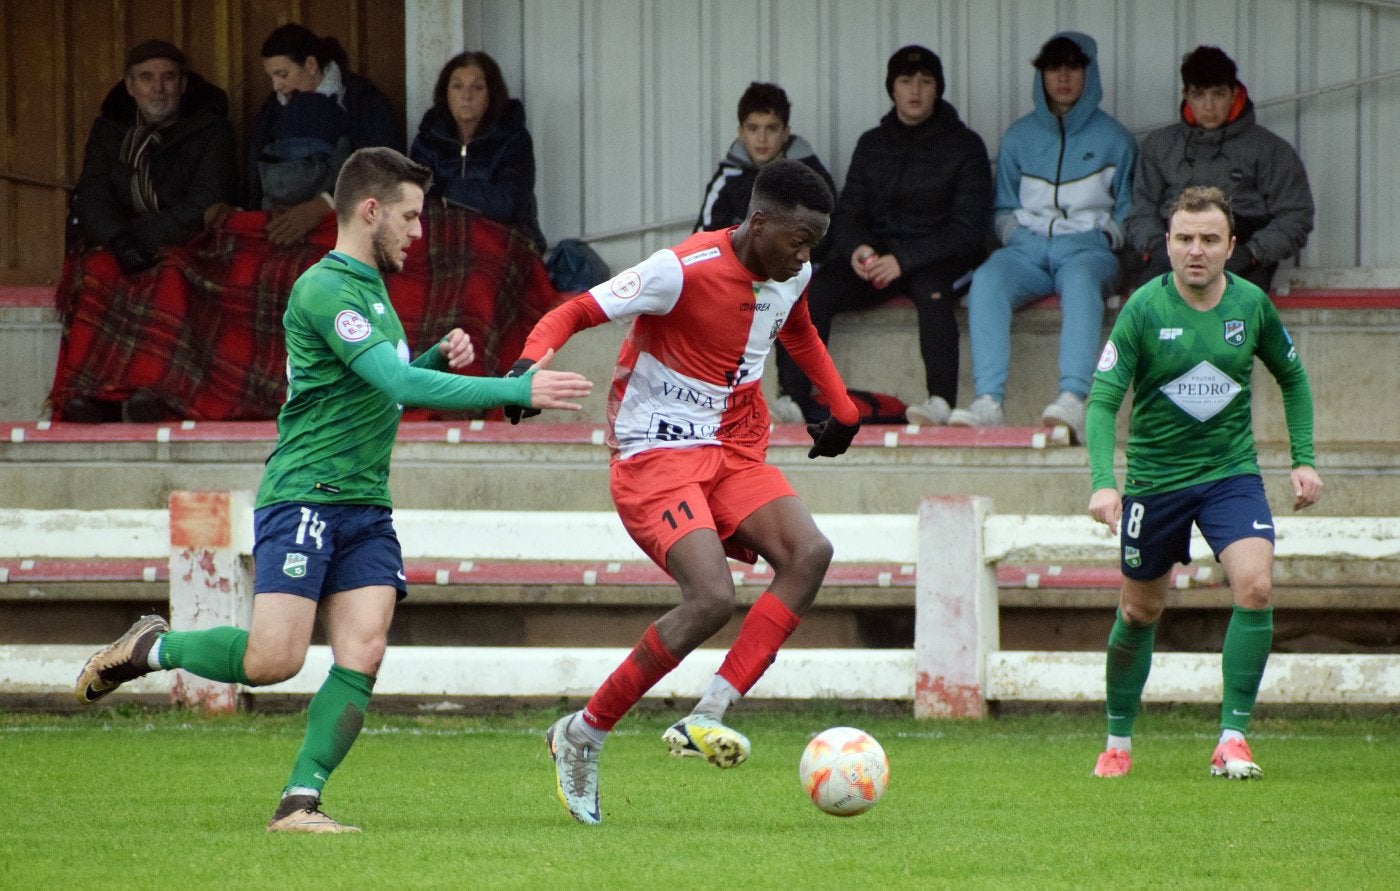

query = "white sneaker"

[
  {"left": 905, "top": 396, "right": 951, "bottom": 426},
  {"left": 948, "top": 395, "right": 1004, "bottom": 427},
  {"left": 1041, "top": 391, "right": 1086, "bottom": 445},
  {"left": 769, "top": 395, "right": 805, "bottom": 424},
  {"left": 545, "top": 713, "right": 602, "bottom": 825},
  {"left": 661, "top": 714, "right": 751, "bottom": 768}
]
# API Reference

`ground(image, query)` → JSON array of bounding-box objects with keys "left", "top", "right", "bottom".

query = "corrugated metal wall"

[{"left": 408, "top": 0, "right": 1400, "bottom": 278}]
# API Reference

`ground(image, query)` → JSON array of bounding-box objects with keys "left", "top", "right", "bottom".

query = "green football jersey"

[
  {"left": 1087, "top": 273, "right": 1314, "bottom": 495},
  {"left": 257, "top": 252, "right": 409, "bottom": 508}
]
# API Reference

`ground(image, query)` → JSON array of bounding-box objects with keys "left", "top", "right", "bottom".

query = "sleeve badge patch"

[
  {"left": 335, "top": 309, "right": 373, "bottom": 342},
  {"left": 1096, "top": 340, "right": 1119, "bottom": 372}
]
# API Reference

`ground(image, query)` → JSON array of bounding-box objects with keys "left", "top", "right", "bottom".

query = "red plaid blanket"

[{"left": 49, "top": 205, "right": 563, "bottom": 420}]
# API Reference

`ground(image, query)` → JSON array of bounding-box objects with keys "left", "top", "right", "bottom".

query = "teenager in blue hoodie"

[{"left": 948, "top": 32, "right": 1135, "bottom": 444}]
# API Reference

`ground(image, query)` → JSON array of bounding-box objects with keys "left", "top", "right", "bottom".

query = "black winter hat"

[
  {"left": 886, "top": 45, "right": 944, "bottom": 98},
  {"left": 125, "top": 39, "right": 186, "bottom": 70}
]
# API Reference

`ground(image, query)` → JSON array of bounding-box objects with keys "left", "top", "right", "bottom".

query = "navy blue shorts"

[
  {"left": 1120, "top": 474, "right": 1275, "bottom": 580},
  {"left": 253, "top": 502, "right": 407, "bottom": 602}
]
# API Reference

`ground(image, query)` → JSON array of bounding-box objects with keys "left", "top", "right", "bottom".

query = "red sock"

[
  {"left": 582, "top": 624, "right": 679, "bottom": 731},
  {"left": 717, "top": 592, "right": 800, "bottom": 695}
]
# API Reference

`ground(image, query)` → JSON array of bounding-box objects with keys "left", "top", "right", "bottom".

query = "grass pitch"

[{"left": 2, "top": 704, "right": 1396, "bottom": 889}]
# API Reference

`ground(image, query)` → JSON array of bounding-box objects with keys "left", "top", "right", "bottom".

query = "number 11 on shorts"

[{"left": 660, "top": 500, "right": 694, "bottom": 530}]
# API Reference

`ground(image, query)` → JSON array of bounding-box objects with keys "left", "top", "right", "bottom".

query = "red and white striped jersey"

[{"left": 522, "top": 227, "right": 855, "bottom": 460}]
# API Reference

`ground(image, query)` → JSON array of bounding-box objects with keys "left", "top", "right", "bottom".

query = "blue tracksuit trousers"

[{"left": 965, "top": 228, "right": 1119, "bottom": 402}]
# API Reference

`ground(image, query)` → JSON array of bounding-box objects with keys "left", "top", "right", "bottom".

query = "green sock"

[
  {"left": 157, "top": 627, "right": 251, "bottom": 685},
  {"left": 1105, "top": 609, "right": 1157, "bottom": 738},
  {"left": 1220, "top": 605, "right": 1273, "bottom": 733},
  {"left": 283, "top": 665, "right": 375, "bottom": 796}
]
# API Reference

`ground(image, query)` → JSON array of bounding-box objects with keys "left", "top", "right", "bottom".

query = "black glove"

[
  {"left": 108, "top": 232, "right": 158, "bottom": 275},
  {"left": 503, "top": 358, "right": 542, "bottom": 425},
  {"left": 806, "top": 416, "right": 860, "bottom": 459}
]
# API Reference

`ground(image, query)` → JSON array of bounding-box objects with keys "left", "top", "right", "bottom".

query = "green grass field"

[{"left": 2, "top": 704, "right": 1396, "bottom": 889}]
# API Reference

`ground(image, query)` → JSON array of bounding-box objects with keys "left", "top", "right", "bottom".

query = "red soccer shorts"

[{"left": 610, "top": 444, "right": 795, "bottom": 572}]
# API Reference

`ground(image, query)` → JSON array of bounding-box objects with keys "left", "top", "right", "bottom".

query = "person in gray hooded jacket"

[
  {"left": 695, "top": 81, "right": 836, "bottom": 257},
  {"left": 1126, "top": 46, "right": 1314, "bottom": 292}
]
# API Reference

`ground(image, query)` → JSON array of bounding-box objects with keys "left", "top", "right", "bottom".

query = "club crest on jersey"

[
  {"left": 1124, "top": 546, "right": 1141, "bottom": 568},
  {"left": 283, "top": 553, "right": 308, "bottom": 578},
  {"left": 335, "top": 310, "right": 372, "bottom": 342},
  {"left": 610, "top": 271, "right": 642, "bottom": 300},
  {"left": 1223, "top": 319, "right": 1246, "bottom": 347}
]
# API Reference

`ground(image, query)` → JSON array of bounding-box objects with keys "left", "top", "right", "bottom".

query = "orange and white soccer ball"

[{"left": 798, "top": 726, "right": 890, "bottom": 816}]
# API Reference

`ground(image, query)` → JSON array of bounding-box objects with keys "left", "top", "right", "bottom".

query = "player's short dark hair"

[
  {"left": 737, "top": 82, "right": 792, "bottom": 126},
  {"left": 1033, "top": 36, "right": 1090, "bottom": 71},
  {"left": 333, "top": 147, "right": 433, "bottom": 222},
  {"left": 1180, "top": 45, "right": 1239, "bottom": 89},
  {"left": 751, "top": 158, "right": 834, "bottom": 217},
  {"left": 1169, "top": 185, "right": 1235, "bottom": 237},
  {"left": 433, "top": 51, "right": 510, "bottom": 132}
]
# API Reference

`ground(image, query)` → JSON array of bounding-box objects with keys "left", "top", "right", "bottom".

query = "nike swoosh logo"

[
  {"left": 396, "top": 570, "right": 407, "bottom": 580},
  {"left": 1231, "top": 709, "right": 1251, "bottom": 716},
  {"left": 1107, "top": 714, "right": 1127, "bottom": 721},
  {"left": 1252, "top": 521, "right": 1273, "bottom": 530}
]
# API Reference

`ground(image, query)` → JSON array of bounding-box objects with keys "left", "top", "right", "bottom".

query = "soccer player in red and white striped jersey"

[{"left": 517, "top": 159, "right": 861, "bottom": 825}]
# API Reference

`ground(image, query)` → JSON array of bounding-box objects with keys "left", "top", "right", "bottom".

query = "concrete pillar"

[
  {"left": 167, "top": 490, "right": 253, "bottom": 712},
  {"left": 914, "top": 495, "right": 998, "bottom": 718}
]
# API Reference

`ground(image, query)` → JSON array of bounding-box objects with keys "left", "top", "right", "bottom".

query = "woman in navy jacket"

[{"left": 410, "top": 51, "right": 546, "bottom": 253}]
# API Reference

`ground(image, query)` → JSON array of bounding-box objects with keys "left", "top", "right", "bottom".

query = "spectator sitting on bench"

[
  {"left": 948, "top": 32, "right": 1135, "bottom": 445},
  {"left": 772, "top": 45, "right": 992, "bottom": 426},
  {"left": 694, "top": 81, "right": 836, "bottom": 253},
  {"left": 1124, "top": 45, "right": 1314, "bottom": 293},
  {"left": 66, "top": 38, "right": 238, "bottom": 423},
  {"left": 410, "top": 50, "right": 547, "bottom": 253},
  {"left": 209, "top": 23, "right": 400, "bottom": 246}
]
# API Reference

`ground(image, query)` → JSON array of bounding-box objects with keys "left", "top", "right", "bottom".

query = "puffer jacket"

[
  {"left": 410, "top": 98, "right": 546, "bottom": 252},
  {"left": 829, "top": 99, "right": 993, "bottom": 275},
  {"left": 1126, "top": 87, "right": 1314, "bottom": 265}
]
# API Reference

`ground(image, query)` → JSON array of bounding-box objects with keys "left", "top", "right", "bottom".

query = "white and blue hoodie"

[{"left": 993, "top": 31, "right": 1136, "bottom": 249}]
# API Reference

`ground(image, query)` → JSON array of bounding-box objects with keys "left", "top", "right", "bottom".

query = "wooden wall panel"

[{"left": 0, "top": 0, "right": 405, "bottom": 285}]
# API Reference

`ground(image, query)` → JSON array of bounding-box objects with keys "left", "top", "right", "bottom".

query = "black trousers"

[{"left": 777, "top": 259, "right": 964, "bottom": 422}]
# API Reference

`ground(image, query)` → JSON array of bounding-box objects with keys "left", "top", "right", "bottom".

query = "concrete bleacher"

[
  {"left": 3, "top": 282, "right": 1399, "bottom": 686},
  {"left": 5, "top": 494, "right": 1397, "bottom": 714}
]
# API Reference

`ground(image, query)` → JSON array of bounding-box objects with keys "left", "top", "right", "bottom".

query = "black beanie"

[{"left": 886, "top": 45, "right": 944, "bottom": 98}]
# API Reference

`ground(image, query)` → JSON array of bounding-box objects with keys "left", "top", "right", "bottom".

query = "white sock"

[
  {"left": 1106, "top": 734, "right": 1132, "bottom": 753},
  {"left": 146, "top": 637, "right": 163, "bottom": 671},
  {"left": 692, "top": 675, "right": 741, "bottom": 720},
  {"left": 569, "top": 712, "right": 608, "bottom": 748},
  {"left": 1219, "top": 728, "right": 1246, "bottom": 745}
]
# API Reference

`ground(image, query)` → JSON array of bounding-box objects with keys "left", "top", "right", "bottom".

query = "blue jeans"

[{"left": 965, "top": 228, "right": 1120, "bottom": 402}]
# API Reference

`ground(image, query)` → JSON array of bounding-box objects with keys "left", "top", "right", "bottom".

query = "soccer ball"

[{"left": 798, "top": 726, "right": 890, "bottom": 816}]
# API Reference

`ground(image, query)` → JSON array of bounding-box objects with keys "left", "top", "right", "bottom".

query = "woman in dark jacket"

[
  {"left": 410, "top": 51, "right": 546, "bottom": 252},
  {"left": 247, "top": 23, "right": 400, "bottom": 244}
]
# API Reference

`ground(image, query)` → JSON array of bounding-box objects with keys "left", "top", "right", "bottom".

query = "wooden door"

[{"left": 0, "top": 0, "right": 405, "bottom": 286}]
